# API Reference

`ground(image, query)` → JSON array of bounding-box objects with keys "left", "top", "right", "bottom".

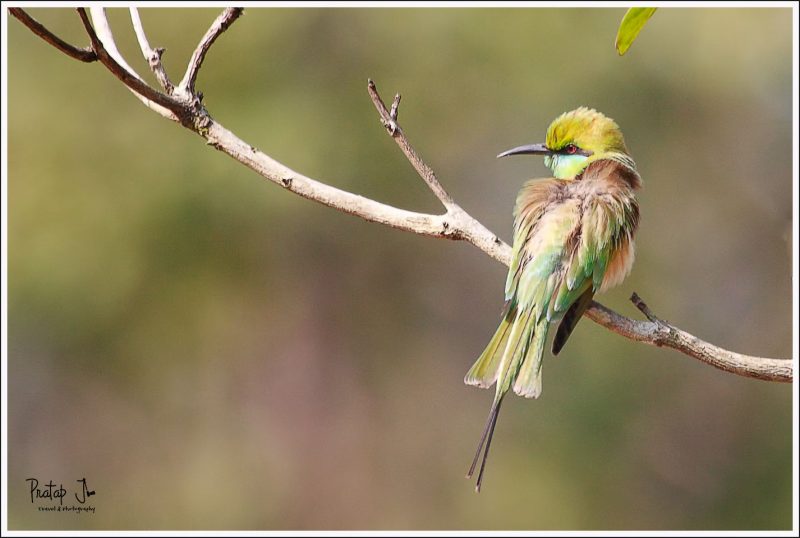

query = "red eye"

[{"left": 565, "top": 144, "right": 578, "bottom": 155}]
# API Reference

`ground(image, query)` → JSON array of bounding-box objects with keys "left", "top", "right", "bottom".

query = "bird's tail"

[
  {"left": 463, "top": 312, "right": 513, "bottom": 388},
  {"left": 465, "top": 309, "right": 548, "bottom": 491},
  {"left": 512, "top": 316, "right": 549, "bottom": 398},
  {"left": 466, "top": 398, "right": 503, "bottom": 493},
  {"left": 465, "top": 308, "right": 548, "bottom": 397}
]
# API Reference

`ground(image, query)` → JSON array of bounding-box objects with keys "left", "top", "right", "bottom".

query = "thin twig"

[
  {"left": 178, "top": 7, "right": 244, "bottom": 96},
  {"left": 389, "top": 94, "right": 401, "bottom": 125},
  {"left": 77, "top": 8, "right": 183, "bottom": 123},
  {"left": 88, "top": 8, "right": 146, "bottom": 83},
  {"left": 631, "top": 292, "right": 660, "bottom": 323},
  {"left": 367, "top": 80, "right": 510, "bottom": 263},
  {"left": 203, "top": 121, "right": 457, "bottom": 237},
  {"left": 9, "top": 8, "right": 97, "bottom": 62},
  {"left": 11, "top": 12, "right": 793, "bottom": 383},
  {"left": 129, "top": 8, "right": 175, "bottom": 94},
  {"left": 585, "top": 296, "right": 792, "bottom": 383},
  {"left": 368, "top": 79, "right": 456, "bottom": 210}
]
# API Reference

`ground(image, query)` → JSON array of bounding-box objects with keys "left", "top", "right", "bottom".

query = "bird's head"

[{"left": 498, "top": 107, "right": 633, "bottom": 180}]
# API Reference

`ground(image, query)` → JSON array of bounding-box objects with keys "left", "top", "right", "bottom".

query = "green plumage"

[{"left": 465, "top": 108, "right": 642, "bottom": 492}]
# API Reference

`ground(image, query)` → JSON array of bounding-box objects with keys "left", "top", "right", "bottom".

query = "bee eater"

[{"left": 465, "top": 107, "right": 642, "bottom": 492}]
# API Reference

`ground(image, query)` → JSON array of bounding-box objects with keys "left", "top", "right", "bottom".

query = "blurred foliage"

[
  {"left": 6, "top": 7, "right": 794, "bottom": 531},
  {"left": 616, "top": 8, "right": 657, "bottom": 55}
]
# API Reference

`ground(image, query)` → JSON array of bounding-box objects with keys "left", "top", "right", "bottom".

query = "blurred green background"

[{"left": 6, "top": 7, "right": 794, "bottom": 531}]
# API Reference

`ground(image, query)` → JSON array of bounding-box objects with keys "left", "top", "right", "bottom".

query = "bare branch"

[
  {"left": 14, "top": 7, "right": 181, "bottom": 120},
  {"left": 204, "top": 119, "right": 454, "bottom": 237},
  {"left": 129, "top": 8, "right": 175, "bottom": 94},
  {"left": 11, "top": 11, "right": 792, "bottom": 383},
  {"left": 389, "top": 94, "right": 401, "bottom": 127},
  {"left": 77, "top": 8, "right": 184, "bottom": 123},
  {"left": 368, "top": 79, "right": 456, "bottom": 210},
  {"left": 630, "top": 292, "right": 662, "bottom": 323},
  {"left": 9, "top": 8, "right": 97, "bottom": 62},
  {"left": 585, "top": 296, "right": 792, "bottom": 382},
  {"left": 88, "top": 8, "right": 146, "bottom": 83},
  {"left": 178, "top": 7, "right": 244, "bottom": 96},
  {"left": 200, "top": 118, "right": 510, "bottom": 271}
]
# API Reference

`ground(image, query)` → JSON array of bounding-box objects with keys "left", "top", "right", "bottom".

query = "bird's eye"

[{"left": 565, "top": 144, "right": 578, "bottom": 155}]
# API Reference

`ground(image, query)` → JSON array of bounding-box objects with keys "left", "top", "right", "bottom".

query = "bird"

[{"left": 464, "top": 107, "right": 642, "bottom": 492}]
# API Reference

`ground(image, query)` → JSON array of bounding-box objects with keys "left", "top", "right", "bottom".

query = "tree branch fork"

[{"left": 9, "top": 7, "right": 793, "bottom": 383}]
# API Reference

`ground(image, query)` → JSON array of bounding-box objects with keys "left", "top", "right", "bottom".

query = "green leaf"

[{"left": 615, "top": 7, "right": 657, "bottom": 56}]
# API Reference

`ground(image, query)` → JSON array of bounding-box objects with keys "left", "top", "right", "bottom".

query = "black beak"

[{"left": 497, "top": 143, "right": 552, "bottom": 159}]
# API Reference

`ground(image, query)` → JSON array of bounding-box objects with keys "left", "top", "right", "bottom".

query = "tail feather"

[
  {"left": 465, "top": 308, "right": 539, "bottom": 492},
  {"left": 464, "top": 314, "right": 513, "bottom": 388},
  {"left": 466, "top": 398, "right": 503, "bottom": 493},
  {"left": 513, "top": 317, "right": 549, "bottom": 398},
  {"left": 494, "top": 308, "right": 535, "bottom": 396}
]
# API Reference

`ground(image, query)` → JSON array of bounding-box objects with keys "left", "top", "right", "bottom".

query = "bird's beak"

[{"left": 497, "top": 143, "right": 552, "bottom": 159}]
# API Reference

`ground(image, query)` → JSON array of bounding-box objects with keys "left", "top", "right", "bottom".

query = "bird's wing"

[
  {"left": 504, "top": 179, "right": 567, "bottom": 309},
  {"left": 549, "top": 160, "right": 640, "bottom": 353},
  {"left": 505, "top": 181, "right": 586, "bottom": 398},
  {"left": 510, "top": 167, "right": 637, "bottom": 350},
  {"left": 507, "top": 179, "right": 585, "bottom": 322},
  {"left": 551, "top": 287, "right": 594, "bottom": 355},
  {"left": 465, "top": 179, "right": 561, "bottom": 390}
]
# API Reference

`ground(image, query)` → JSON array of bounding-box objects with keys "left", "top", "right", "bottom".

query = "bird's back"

[{"left": 511, "top": 158, "right": 640, "bottom": 318}]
